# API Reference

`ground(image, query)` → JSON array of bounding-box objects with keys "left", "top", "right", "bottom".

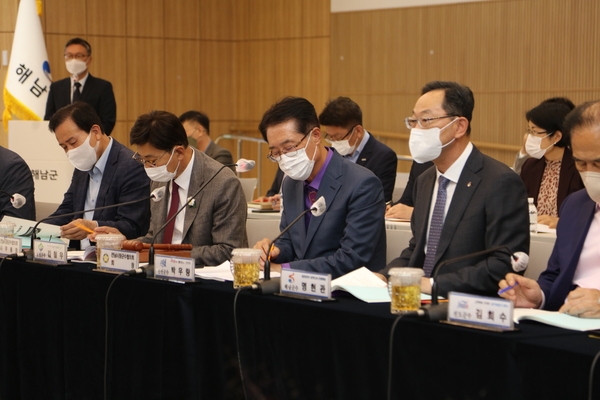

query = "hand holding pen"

[{"left": 498, "top": 273, "right": 543, "bottom": 309}]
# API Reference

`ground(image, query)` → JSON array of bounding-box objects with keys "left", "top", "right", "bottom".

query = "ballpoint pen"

[{"left": 498, "top": 281, "right": 519, "bottom": 295}]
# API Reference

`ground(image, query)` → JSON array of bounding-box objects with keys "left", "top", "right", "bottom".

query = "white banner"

[{"left": 3, "top": 0, "right": 52, "bottom": 129}]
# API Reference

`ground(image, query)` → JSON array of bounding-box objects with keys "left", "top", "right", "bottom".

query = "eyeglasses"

[
  {"left": 267, "top": 130, "right": 312, "bottom": 162},
  {"left": 324, "top": 125, "right": 357, "bottom": 143},
  {"left": 526, "top": 129, "right": 553, "bottom": 136},
  {"left": 132, "top": 150, "right": 168, "bottom": 167},
  {"left": 404, "top": 115, "right": 458, "bottom": 129},
  {"left": 64, "top": 53, "right": 89, "bottom": 61}
]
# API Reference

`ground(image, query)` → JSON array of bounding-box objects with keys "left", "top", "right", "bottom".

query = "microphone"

[
  {"left": 0, "top": 190, "right": 26, "bottom": 209},
  {"left": 419, "top": 246, "right": 528, "bottom": 321},
  {"left": 24, "top": 187, "right": 166, "bottom": 258},
  {"left": 127, "top": 159, "right": 256, "bottom": 277},
  {"left": 260, "top": 196, "right": 326, "bottom": 284}
]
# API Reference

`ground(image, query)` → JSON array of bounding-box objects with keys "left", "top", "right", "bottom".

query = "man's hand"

[
  {"left": 559, "top": 288, "right": 600, "bottom": 318},
  {"left": 253, "top": 238, "right": 280, "bottom": 267},
  {"left": 60, "top": 219, "right": 97, "bottom": 240},
  {"left": 498, "top": 273, "right": 543, "bottom": 309},
  {"left": 421, "top": 276, "right": 432, "bottom": 294},
  {"left": 89, "top": 226, "right": 123, "bottom": 241},
  {"left": 385, "top": 203, "right": 413, "bottom": 220},
  {"left": 373, "top": 272, "right": 387, "bottom": 283},
  {"left": 537, "top": 215, "right": 559, "bottom": 229}
]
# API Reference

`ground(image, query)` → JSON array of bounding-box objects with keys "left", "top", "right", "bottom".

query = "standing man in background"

[
  {"left": 45, "top": 38, "right": 116, "bottom": 135},
  {"left": 0, "top": 146, "right": 36, "bottom": 220},
  {"left": 179, "top": 110, "right": 234, "bottom": 166}
]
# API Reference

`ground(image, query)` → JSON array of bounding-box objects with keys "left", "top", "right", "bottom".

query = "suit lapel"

[
  {"left": 182, "top": 150, "right": 203, "bottom": 240},
  {"left": 356, "top": 135, "right": 374, "bottom": 166},
  {"left": 93, "top": 140, "right": 118, "bottom": 218}
]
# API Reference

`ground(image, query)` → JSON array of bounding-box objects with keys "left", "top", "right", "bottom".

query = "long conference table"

[{"left": 1, "top": 258, "right": 600, "bottom": 400}]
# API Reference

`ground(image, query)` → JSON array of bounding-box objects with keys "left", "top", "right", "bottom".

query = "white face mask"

[
  {"left": 278, "top": 135, "right": 316, "bottom": 181},
  {"left": 408, "top": 118, "right": 458, "bottom": 163},
  {"left": 145, "top": 150, "right": 180, "bottom": 182},
  {"left": 580, "top": 171, "right": 600, "bottom": 204},
  {"left": 65, "top": 59, "right": 88, "bottom": 76},
  {"left": 329, "top": 130, "right": 356, "bottom": 156},
  {"left": 525, "top": 133, "right": 554, "bottom": 159},
  {"left": 67, "top": 134, "right": 98, "bottom": 171}
]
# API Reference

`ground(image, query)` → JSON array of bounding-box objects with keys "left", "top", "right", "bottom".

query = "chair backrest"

[{"left": 238, "top": 178, "right": 257, "bottom": 202}]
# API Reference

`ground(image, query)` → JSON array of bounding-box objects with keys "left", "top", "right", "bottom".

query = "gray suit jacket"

[
  {"left": 205, "top": 140, "right": 234, "bottom": 166},
  {"left": 384, "top": 145, "right": 530, "bottom": 297},
  {"left": 141, "top": 149, "right": 248, "bottom": 266}
]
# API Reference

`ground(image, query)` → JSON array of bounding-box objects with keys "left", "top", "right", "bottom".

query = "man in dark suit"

[
  {"left": 44, "top": 38, "right": 116, "bottom": 135},
  {"left": 179, "top": 110, "right": 234, "bottom": 167},
  {"left": 318, "top": 97, "right": 398, "bottom": 202},
  {"left": 0, "top": 146, "right": 36, "bottom": 220},
  {"left": 500, "top": 100, "right": 600, "bottom": 318},
  {"left": 254, "top": 97, "right": 386, "bottom": 278},
  {"left": 385, "top": 160, "right": 434, "bottom": 220},
  {"left": 381, "top": 81, "right": 530, "bottom": 297},
  {"left": 47, "top": 102, "right": 149, "bottom": 248}
]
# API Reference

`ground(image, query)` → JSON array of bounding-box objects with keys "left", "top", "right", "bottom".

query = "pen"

[
  {"left": 498, "top": 281, "right": 519, "bottom": 295},
  {"left": 74, "top": 222, "right": 95, "bottom": 234},
  {"left": 268, "top": 243, "right": 275, "bottom": 261}
]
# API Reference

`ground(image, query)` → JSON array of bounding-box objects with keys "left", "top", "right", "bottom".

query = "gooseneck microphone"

[
  {"left": 24, "top": 187, "right": 166, "bottom": 258},
  {"left": 0, "top": 190, "right": 26, "bottom": 209},
  {"left": 257, "top": 196, "right": 326, "bottom": 292},
  {"left": 418, "top": 246, "right": 529, "bottom": 321},
  {"left": 126, "top": 159, "right": 255, "bottom": 277}
]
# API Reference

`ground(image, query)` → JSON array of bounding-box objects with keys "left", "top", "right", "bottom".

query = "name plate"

[
  {"left": 98, "top": 249, "right": 139, "bottom": 272},
  {"left": 33, "top": 239, "right": 68, "bottom": 263},
  {"left": 0, "top": 236, "right": 22, "bottom": 256},
  {"left": 447, "top": 292, "right": 514, "bottom": 330},
  {"left": 280, "top": 269, "right": 331, "bottom": 300},
  {"left": 154, "top": 254, "right": 195, "bottom": 283}
]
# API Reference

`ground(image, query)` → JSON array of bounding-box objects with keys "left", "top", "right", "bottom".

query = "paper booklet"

[
  {"left": 331, "top": 267, "right": 391, "bottom": 303},
  {"left": 1, "top": 215, "right": 66, "bottom": 247},
  {"left": 513, "top": 308, "right": 600, "bottom": 331}
]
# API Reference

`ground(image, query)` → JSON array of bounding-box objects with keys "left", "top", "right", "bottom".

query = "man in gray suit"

[
  {"left": 381, "top": 81, "right": 530, "bottom": 297},
  {"left": 97, "top": 110, "right": 247, "bottom": 266},
  {"left": 179, "top": 110, "right": 234, "bottom": 167}
]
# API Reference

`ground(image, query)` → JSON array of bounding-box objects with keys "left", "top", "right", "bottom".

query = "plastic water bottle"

[{"left": 528, "top": 197, "right": 538, "bottom": 233}]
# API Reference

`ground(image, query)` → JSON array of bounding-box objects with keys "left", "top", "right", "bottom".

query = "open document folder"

[
  {"left": 195, "top": 260, "right": 280, "bottom": 282},
  {"left": 1, "top": 216, "right": 66, "bottom": 248}
]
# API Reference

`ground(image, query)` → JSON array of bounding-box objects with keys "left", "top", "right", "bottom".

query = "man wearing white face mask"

[
  {"left": 253, "top": 97, "right": 386, "bottom": 278},
  {"left": 45, "top": 38, "right": 116, "bottom": 135},
  {"left": 318, "top": 97, "right": 398, "bottom": 202},
  {"left": 379, "top": 81, "right": 530, "bottom": 298},
  {"left": 48, "top": 102, "right": 150, "bottom": 248},
  {"left": 500, "top": 100, "right": 600, "bottom": 318}
]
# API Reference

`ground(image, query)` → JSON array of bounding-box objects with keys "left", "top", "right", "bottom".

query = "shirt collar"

[
  {"left": 306, "top": 147, "right": 333, "bottom": 190},
  {"left": 174, "top": 148, "right": 195, "bottom": 192},
  {"left": 90, "top": 137, "right": 112, "bottom": 177},
  {"left": 345, "top": 130, "right": 370, "bottom": 162},
  {"left": 436, "top": 141, "right": 473, "bottom": 183},
  {"left": 71, "top": 72, "right": 89, "bottom": 88}
]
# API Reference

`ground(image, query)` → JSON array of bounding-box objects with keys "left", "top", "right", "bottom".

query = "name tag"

[
  {"left": 98, "top": 249, "right": 139, "bottom": 272},
  {"left": 154, "top": 254, "right": 195, "bottom": 283},
  {"left": 447, "top": 292, "right": 514, "bottom": 330},
  {"left": 33, "top": 239, "right": 68, "bottom": 263},
  {"left": 280, "top": 269, "right": 331, "bottom": 300},
  {"left": 0, "top": 236, "right": 22, "bottom": 256}
]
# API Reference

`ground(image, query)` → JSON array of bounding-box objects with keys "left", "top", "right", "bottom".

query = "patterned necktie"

[
  {"left": 73, "top": 82, "right": 82, "bottom": 103},
  {"left": 423, "top": 175, "right": 450, "bottom": 277},
  {"left": 162, "top": 181, "right": 180, "bottom": 244}
]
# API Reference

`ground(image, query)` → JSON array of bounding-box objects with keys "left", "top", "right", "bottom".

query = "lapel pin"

[
  {"left": 467, "top": 182, "right": 472, "bottom": 187},
  {"left": 187, "top": 197, "right": 196, "bottom": 208}
]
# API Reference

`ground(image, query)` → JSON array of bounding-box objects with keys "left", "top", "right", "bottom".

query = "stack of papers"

[
  {"left": 514, "top": 308, "right": 600, "bottom": 331},
  {"left": 195, "top": 260, "right": 280, "bottom": 282}
]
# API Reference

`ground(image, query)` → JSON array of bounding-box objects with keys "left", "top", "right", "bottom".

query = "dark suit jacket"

[
  {"left": 44, "top": 74, "right": 117, "bottom": 135},
  {"left": 0, "top": 146, "right": 36, "bottom": 220},
  {"left": 204, "top": 140, "right": 234, "bottom": 166},
  {"left": 275, "top": 150, "right": 386, "bottom": 278},
  {"left": 356, "top": 133, "right": 398, "bottom": 202},
  {"left": 141, "top": 149, "right": 248, "bottom": 266},
  {"left": 49, "top": 139, "right": 150, "bottom": 239},
  {"left": 538, "top": 189, "right": 596, "bottom": 311},
  {"left": 520, "top": 147, "right": 584, "bottom": 216},
  {"left": 397, "top": 161, "right": 434, "bottom": 206},
  {"left": 384, "top": 145, "right": 530, "bottom": 297}
]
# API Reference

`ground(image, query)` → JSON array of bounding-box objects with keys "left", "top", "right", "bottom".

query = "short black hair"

[
  {"left": 258, "top": 97, "right": 319, "bottom": 142},
  {"left": 421, "top": 81, "right": 474, "bottom": 135},
  {"left": 541, "top": 97, "right": 576, "bottom": 110},
  {"left": 179, "top": 110, "right": 210, "bottom": 135},
  {"left": 526, "top": 100, "right": 574, "bottom": 148},
  {"left": 563, "top": 100, "right": 600, "bottom": 144},
  {"left": 130, "top": 110, "right": 189, "bottom": 151},
  {"left": 318, "top": 97, "right": 362, "bottom": 129},
  {"left": 48, "top": 102, "right": 104, "bottom": 135},
  {"left": 65, "top": 37, "right": 92, "bottom": 56}
]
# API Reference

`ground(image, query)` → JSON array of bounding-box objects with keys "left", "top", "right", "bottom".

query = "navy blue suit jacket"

[
  {"left": 0, "top": 146, "right": 36, "bottom": 220},
  {"left": 44, "top": 74, "right": 117, "bottom": 135},
  {"left": 275, "top": 150, "right": 386, "bottom": 278},
  {"left": 356, "top": 133, "right": 398, "bottom": 202},
  {"left": 49, "top": 139, "right": 150, "bottom": 239},
  {"left": 538, "top": 189, "right": 596, "bottom": 311}
]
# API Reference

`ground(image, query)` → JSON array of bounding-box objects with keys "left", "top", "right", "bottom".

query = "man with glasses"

[
  {"left": 318, "top": 97, "right": 398, "bottom": 203},
  {"left": 253, "top": 96, "right": 386, "bottom": 278},
  {"left": 379, "top": 81, "right": 530, "bottom": 297},
  {"left": 96, "top": 110, "right": 248, "bottom": 266},
  {"left": 45, "top": 38, "right": 117, "bottom": 135},
  {"left": 47, "top": 102, "right": 149, "bottom": 248}
]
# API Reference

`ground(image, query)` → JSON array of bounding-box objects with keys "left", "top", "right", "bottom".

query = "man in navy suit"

[
  {"left": 47, "top": 102, "right": 150, "bottom": 248},
  {"left": 500, "top": 100, "right": 600, "bottom": 318},
  {"left": 44, "top": 38, "right": 116, "bottom": 135},
  {"left": 380, "top": 81, "right": 530, "bottom": 297},
  {"left": 318, "top": 97, "right": 398, "bottom": 203},
  {"left": 254, "top": 97, "right": 386, "bottom": 278}
]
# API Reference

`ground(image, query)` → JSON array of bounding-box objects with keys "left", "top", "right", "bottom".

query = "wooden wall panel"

[
  {"left": 248, "top": 0, "right": 303, "bottom": 40},
  {"left": 44, "top": 0, "right": 86, "bottom": 34},
  {"left": 0, "top": 0, "right": 18, "bottom": 32},
  {"left": 199, "top": 0, "right": 237, "bottom": 40},
  {"left": 164, "top": 0, "right": 200, "bottom": 39},
  {"left": 164, "top": 39, "right": 201, "bottom": 116},
  {"left": 86, "top": 0, "right": 126, "bottom": 37},
  {"left": 198, "top": 41, "right": 233, "bottom": 121},
  {"left": 126, "top": 38, "right": 165, "bottom": 118},
  {"left": 92, "top": 36, "right": 127, "bottom": 123},
  {"left": 126, "top": 0, "right": 164, "bottom": 38}
]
